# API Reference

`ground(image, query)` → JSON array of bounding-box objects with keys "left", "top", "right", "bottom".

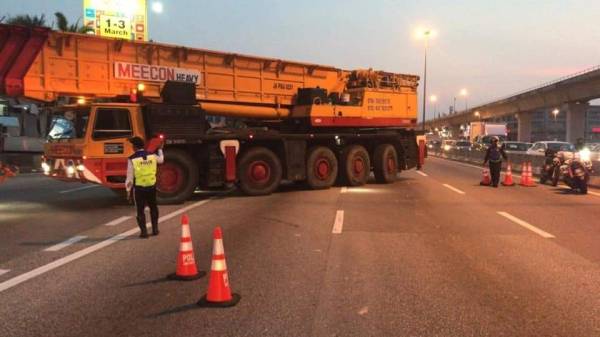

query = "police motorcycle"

[
  {"left": 539, "top": 149, "right": 560, "bottom": 186},
  {"left": 555, "top": 151, "right": 592, "bottom": 194}
]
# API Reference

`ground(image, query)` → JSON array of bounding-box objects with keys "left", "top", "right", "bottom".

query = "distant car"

[
  {"left": 502, "top": 141, "right": 531, "bottom": 153},
  {"left": 427, "top": 139, "right": 441, "bottom": 150},
  {"left": 454, "top": 140, "right": 472, "bottom": 151},
  {"left": 442, "top": 139, "right": 456, "bottom": 152},
  {"left": 526, "top": 141, "right": 575, "bottom": 156}
]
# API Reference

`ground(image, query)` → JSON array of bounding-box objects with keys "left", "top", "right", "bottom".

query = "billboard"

[{"left": 83, "top": 0, "right": 148, "bottom": 41}]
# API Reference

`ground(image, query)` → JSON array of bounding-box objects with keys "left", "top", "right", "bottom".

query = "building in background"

[{"left": 83, "top": 0, "right": 148, "bottom": 41}]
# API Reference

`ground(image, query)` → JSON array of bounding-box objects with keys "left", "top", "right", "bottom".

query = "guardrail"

[{"left": 429, "top": 149, "right": 600, "bottom": 188}]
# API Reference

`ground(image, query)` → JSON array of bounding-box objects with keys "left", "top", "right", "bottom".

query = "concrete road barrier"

[{"left": 429, "top": 149, "right": 600, "bottom": 188}]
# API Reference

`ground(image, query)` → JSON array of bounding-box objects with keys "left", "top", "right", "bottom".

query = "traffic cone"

[
  {"left": 197, "top": 227, "right": 241, "bottom": 308},
  {"left": 520, "top": 162, "right": 536, "bottom": 187},
  {"left": 167, "top": 215, "right": 206, "bottom": 281},
  {"left": 501, "top": 162, "right": 515, "bottom": 186},
  {"left": 480, "top": 168, "right": 491, "bottom": 186}
]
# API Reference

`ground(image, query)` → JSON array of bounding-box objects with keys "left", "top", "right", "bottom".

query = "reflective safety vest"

[{"left": 130, "top": 151, "right": 158, "bottom": 187}]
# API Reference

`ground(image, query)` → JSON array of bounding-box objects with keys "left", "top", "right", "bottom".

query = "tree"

[
  {"left": 6, "top": 14, "right": 47, "bottom": 27},
  {"left": 54, "top": 12, "right": 94, "bottom": 34}
]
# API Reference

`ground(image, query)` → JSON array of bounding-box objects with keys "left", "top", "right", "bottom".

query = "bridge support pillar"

[
  {"left": 564, "top": 101, "right": 588, "bottom": 143},
  {"left": 517, "top": 113, "right": 532, "bottom": 142}
]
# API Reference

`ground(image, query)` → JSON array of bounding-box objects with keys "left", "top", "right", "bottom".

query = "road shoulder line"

[{"left": 0, "top": 198, "right": 212, "bottom": 293}]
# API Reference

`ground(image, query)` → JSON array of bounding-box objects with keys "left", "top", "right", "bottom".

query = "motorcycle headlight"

[{"left": 579, "top": 148, "right": 591, "bottom": 162}]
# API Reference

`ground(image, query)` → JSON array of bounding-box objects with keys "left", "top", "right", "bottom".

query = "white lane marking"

[
  {"left": 416, "top": 170, "right": 428, "bottom": 177},
  {"left": 59, "top": 185, "right": 99, "bottom": 194},
  {"left": 332, "top": 210, "right": 344, "bottom": 234},
  {"left": 588, "top": 190, "right": 600, "bottom": 197},
  {"left": 0, "top": 198, "right": 212, "bottom": 293},
  {"left": 442, "top": 183, "right": 466, "bottom": 195},
  {"left": 497, "top": 211, "right": 555, "bottom": 239},
  {"left": 0, "top": 269, "right": 9, "bottom": 276},
  {"left": 104, "top": 216, "right": 132, "bottom": 227},
  {"left": 341, "top": 187, "right": 348, "bottom": 193},
  {"left": 44, "top": 235, "right": 87, "bottom": 252}
]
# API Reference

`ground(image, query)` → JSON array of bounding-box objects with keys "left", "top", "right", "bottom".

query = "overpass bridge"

[{"left": 424, "top": 65, "right": 600, "bottom": 142}]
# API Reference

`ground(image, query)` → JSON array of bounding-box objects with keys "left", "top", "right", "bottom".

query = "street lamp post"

[{"left": 415, "top": 28, "right": 436, "bottom": 130}]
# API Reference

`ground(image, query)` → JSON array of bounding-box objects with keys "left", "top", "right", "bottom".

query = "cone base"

[
  {"left": 167, "top": 271, "right": 206, "bottom": 281},
  {"left": 501, "top": 182, "right": 515, "bottom": 186},
  {"left": 197, "top": 293, "right": 241, "bottom": 308}
]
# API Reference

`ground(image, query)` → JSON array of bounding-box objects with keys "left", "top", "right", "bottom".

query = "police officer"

[
  {"left": 483, "top": 136, "right": 507, "bottom": 187},
  {"left": 126, "top": 137, "right": 164, "bottom": 238}
]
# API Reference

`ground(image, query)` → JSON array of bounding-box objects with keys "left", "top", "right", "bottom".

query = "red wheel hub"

[
  {"left": 157, "top": 163, "right": 183, "bottom": 193},
  {"left": 352, "top": 157, "right": 364, "bottom": 176},
  {"left": 248, "top": 161, "right": 270, "bottom": 184},
  {"left": 387, "top": 156, "right": 396, "bottom": 173},
  {"left": 315, "top": 158, "right": 330, "bottom": 180}
]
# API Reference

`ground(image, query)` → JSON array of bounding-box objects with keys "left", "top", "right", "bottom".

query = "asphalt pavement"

[{"left": 0, "top": 157, "right": 599, "bottom": 337}]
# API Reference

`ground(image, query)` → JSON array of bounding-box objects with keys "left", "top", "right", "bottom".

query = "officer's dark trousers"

[
  {"left": 133, "top": 186, "right": 159, "bottom": 234},
  {"left": 489, "top": 161, "right": 502, "bottom": 186}
]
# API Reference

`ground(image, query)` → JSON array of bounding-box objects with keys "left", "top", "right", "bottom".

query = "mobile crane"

[{"left": 0, "top": 24, "right": 424, "bottom": 203}]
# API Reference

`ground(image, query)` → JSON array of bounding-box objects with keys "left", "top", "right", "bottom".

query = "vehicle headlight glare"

[{"left": 579, "top": 148, "right": 591, "bottom": 162}]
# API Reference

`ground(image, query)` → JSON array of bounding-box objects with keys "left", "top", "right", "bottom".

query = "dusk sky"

[{"left": 4, "top": 0, "right": 600, "bottom": 121}]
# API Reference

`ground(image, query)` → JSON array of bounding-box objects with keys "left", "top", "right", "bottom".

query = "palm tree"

[
  {"left": 6, "top": 14, "right": 47, "bottom": 27},
  {"left": 54, "top": 12, "right": 94, "bottom": 34}
]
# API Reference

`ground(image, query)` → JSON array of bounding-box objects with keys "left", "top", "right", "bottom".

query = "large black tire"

[
  {"left": 373, "top": 144, "right": 398, "bottom": 184},
  {"left": 340, "top": 145, "right": 370, "bottom": 186},
  {"left": 551, "top": 166, "right": 560, "bottom": 187},
  {"left": 306, "top": 146, "right": 338, "bottom": 190},
  {"left": 237, "top": 147, "right": 282, "bottom": 196},
  {"left": 156, "top": 149, "right": 199, "bottom": 204}
]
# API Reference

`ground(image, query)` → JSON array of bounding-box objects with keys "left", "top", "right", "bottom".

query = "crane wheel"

[
  {"left": 340, "top": 145, "right": 370, "bottom": 186},
  {"left": 237, "top": 147, "right": 282, "bottom": 196},
  {"left": 373, "top": 144, "right": 398, "bottom": 184},
  {"left": 306, "top": 146, "right": 338, "bottom": 190},
  {"left": 156, "top": 149, "right": 199, "bottom": 204}
]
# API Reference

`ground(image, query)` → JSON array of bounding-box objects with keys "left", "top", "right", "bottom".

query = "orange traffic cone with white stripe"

[
  {"left": 520, "top": 162, "right": 537, "bottom": 187},
  {"left": 501, "top": 162, "right": 515, "bottom": 186},
  {"left": 197, "top": 226, "right": 241, "bottom": 307},
  {"left": 167, "top": 215, "right": 205, "bottom": 281},
  {"left": 480, "top": 168, "right": 491, "bottom": 186}
]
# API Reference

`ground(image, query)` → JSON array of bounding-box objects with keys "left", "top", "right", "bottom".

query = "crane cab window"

[{"left": 92, "top": 108, "right": 132, "bottom": 140}]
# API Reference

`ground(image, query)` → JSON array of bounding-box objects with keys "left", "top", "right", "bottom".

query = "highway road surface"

[{"left": 1, "top": 157, "right": 599, "bottom": 337}]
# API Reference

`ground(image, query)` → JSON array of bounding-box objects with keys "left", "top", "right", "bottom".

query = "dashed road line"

[
  {"left": 497, "top": 211, "right": 555, "bottom": 239},
  {"left": 104, "top": 216, "right": 132, "bottom": 226},
  {"left": 416, "top": 170, "right": 428, "bottom": 177},
  {"left": 44, "top": 235, "right": 87, "bottom": 252},
  {"left": 0, "top": 269, "right": 9, "bottom": 277},
  {"left": 332, "top": 210, "right": 344, "bottom": 234},
  {"left": 0, "top": 198, "right": 212, "bottom": 294},
  {"left": 442, "top": 183, "right": 466, "bottom": 195},
  {"left": 59, "top": 185, "right": 100, "bottom": 194}
]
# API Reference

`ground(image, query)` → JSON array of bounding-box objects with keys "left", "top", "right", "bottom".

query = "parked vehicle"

[
  {"left": 526, "top": 141, "right": 575, "bottom": 156},
  {"left": 472, "top": 134, "right": 507, "bottom": 151},
  {"left": 557, "top": 153, "right": 591, "bottom": 194},
  {"left": 539, "top": 150, "right": 560, "bottom": 186}
]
